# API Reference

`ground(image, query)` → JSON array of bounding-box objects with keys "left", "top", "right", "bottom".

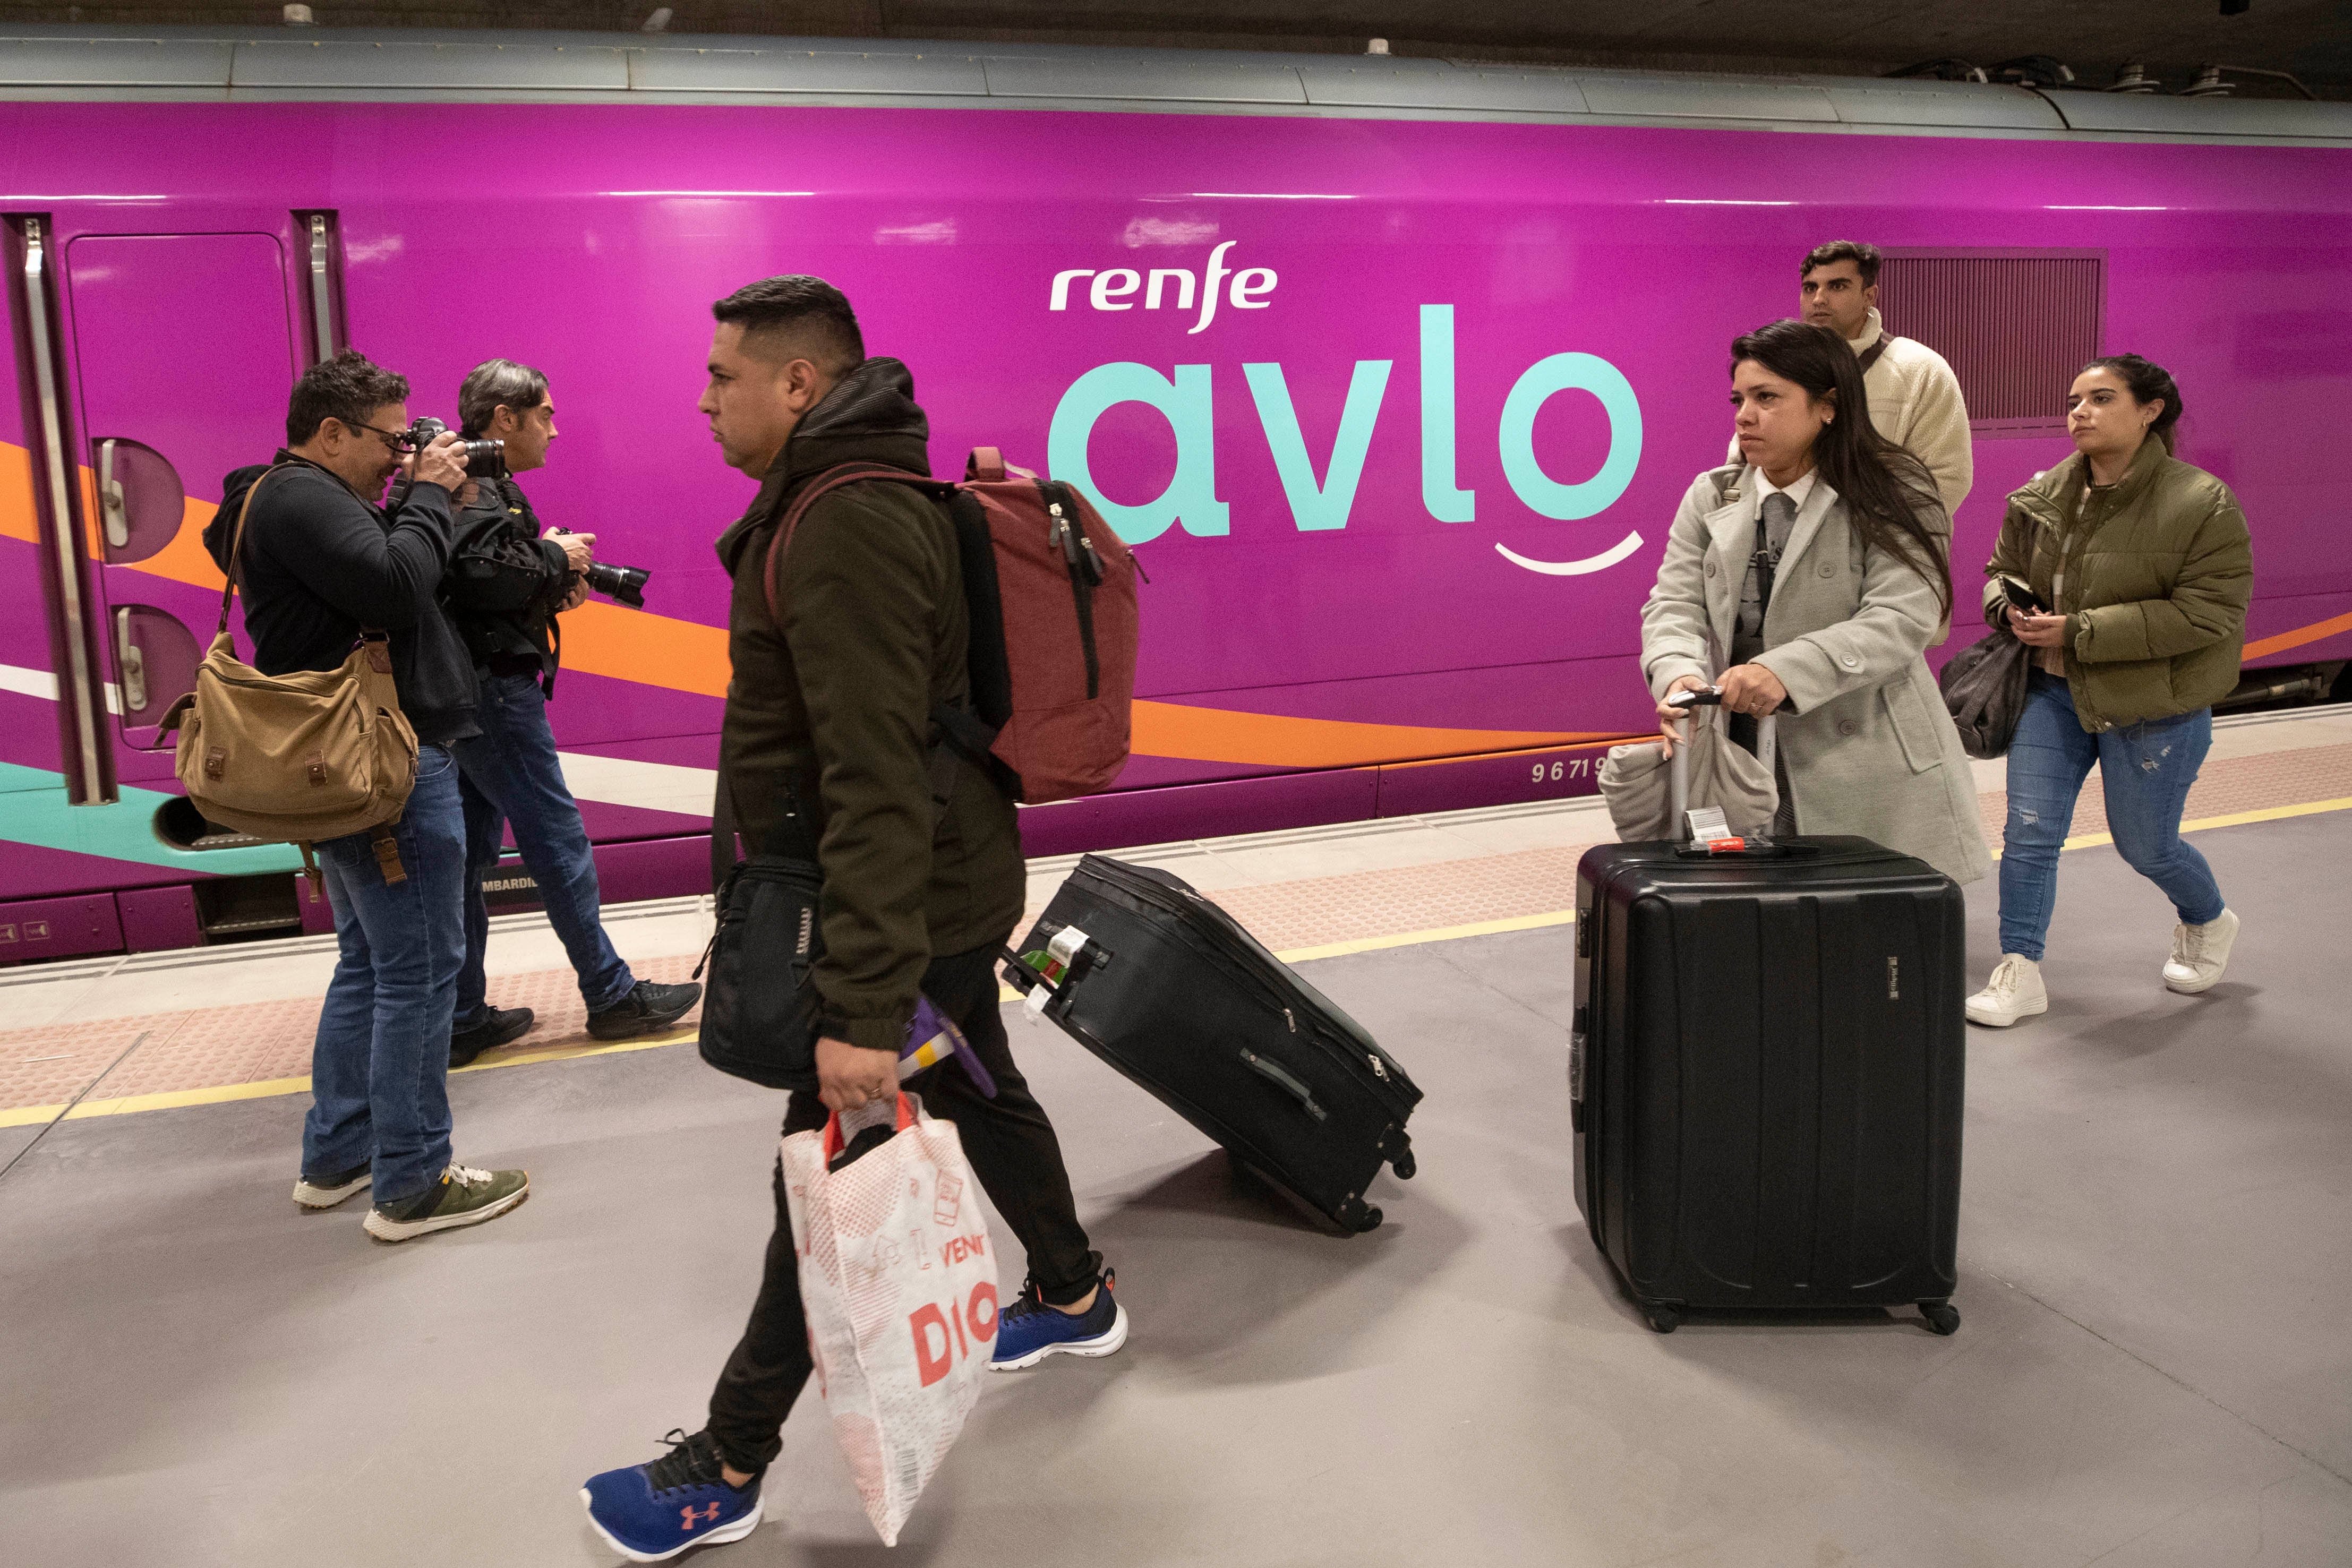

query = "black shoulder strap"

[
  {"left": 216, "top": 463, "right": 299, "bottom": 634},
  {"left": 709, "top": 766, "right": 739, "bottom": 894},
  {"left": 1857, "top": 331, "right": 1893, "bottom": 375}
]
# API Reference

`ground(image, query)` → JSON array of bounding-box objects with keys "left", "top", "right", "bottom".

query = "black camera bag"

[
  {"left": 695, "top": 772, "right": 826, "bottom": 1092},
  {"left": 696, "top": 855, "right": 826, "bottom": 1093}
]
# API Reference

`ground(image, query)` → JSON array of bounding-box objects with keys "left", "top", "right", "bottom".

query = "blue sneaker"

[
  {"left": 989, "top": 1269, "right": 1128, "bottom": 1371},
  {"left": 581, "top": 1428, "right": 764, "bottom": 1562}
]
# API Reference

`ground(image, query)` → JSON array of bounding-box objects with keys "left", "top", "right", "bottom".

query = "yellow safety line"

[
  {"left": 988, "top": 908, "right": 1583, "bottom": 1002},
  {"left": 6, "top": 792, "right": 2347, "bottom": 1130},
  {"left": 0, "top": 1025, "right": 700, "bottom": 1128},
  {"left": 1271, "top": 908, "right": 1580, "bottom": 963}
]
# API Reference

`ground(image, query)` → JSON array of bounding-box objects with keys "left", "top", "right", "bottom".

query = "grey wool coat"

[{"left": 1639, "top": 464, "right": 1992, "bottom": 885}]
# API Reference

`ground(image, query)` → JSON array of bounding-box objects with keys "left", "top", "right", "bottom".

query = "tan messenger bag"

[{"left": 158, "top": 464, "right": 421, "bottom": 887}]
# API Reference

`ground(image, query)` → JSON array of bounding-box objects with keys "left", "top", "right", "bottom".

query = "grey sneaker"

[
  {"left": 587, "top": 980, "right": 703, "bottom": 1041},
  {"left": 363, "top": 1163, "right": 530, "bottom": 1244},
  {"left": 293, "top": 1160, "right": 372, "bottom": 1211}
]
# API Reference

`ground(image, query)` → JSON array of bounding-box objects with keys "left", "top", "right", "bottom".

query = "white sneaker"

[
  {"left": 1965, "top": 954, "right": 2048, "bottom": 1027},
  {"left": 2163, "top": 908, "right": 2239, "bottom": 995}
]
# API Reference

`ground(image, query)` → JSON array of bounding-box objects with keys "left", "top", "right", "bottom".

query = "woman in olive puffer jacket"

[{"left": 1965, "top": 355, "right": 2254, "bottom": 1027}]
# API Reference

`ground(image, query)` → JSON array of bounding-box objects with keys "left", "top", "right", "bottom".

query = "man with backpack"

[
  {"left": 213, "top": 349, "right": 529, "bottom": 1244},
  {"left": 439, "top": 358, "right": 702, "bottom": 1065},
  {"left": 580, "top": 277, "right": 1125, "bottom": 1561}
]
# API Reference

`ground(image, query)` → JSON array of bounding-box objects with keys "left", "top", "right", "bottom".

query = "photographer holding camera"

[
  {"left": 213, "top": 348, "right": 528, "bottom": 1241},
  {"left": 439, "top": 359, "right": 700, "bottom": 1063}
]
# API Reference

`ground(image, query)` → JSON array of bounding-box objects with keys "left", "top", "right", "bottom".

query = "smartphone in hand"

[{"left": 2001, "top": 577, "right": 2046, "bottom": 615}]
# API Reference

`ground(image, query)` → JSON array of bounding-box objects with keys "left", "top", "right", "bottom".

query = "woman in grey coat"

[{"left": 1640, "top": 320, "right": 1991, "bottom": 884}]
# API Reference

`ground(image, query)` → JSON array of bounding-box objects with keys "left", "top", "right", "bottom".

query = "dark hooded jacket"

[
  {"left": 212, "top": 452, "right": 480, "bottom": 745},
  {"left": 714, "top": 357, "right": 1023, "bottom": 1054}
]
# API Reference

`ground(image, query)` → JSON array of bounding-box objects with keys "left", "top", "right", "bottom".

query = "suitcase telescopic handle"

[
  {"left": 1665, "top": 685, "right": 1776, "bottom": 841},
  {"left": 1239, "top": 1049, "right": 1329, "bottom": 1124}
]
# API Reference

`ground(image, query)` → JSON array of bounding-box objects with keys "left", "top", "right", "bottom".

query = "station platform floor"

[{"left": 2, "top": 704, "right": 2349, "bottom": 1566}]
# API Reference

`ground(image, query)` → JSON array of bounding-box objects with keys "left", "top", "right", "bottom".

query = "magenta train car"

[{"left": 5, "top": 28, "right": 2350, "bottom": 959}]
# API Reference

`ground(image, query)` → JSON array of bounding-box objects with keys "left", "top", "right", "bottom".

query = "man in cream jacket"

[{"left": 1731, "top": 241, "right": 1974, "bottom": 517}]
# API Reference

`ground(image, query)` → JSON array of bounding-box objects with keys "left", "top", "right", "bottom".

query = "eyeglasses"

[{"left": 348, "top": 421, "right": 418, "bottom": 452}]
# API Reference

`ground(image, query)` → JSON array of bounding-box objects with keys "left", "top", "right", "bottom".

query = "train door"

[{"left": 65, "top": 232, "right": 302, "bottom": 782}]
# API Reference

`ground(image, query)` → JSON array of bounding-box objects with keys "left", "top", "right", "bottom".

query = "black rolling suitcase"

[
  {"left": 1006, "top": 854, "right": 1421, "bottom": 1232},
  {"left": 1574, "top": 702, "right": 1966, "bottom": 1333}
]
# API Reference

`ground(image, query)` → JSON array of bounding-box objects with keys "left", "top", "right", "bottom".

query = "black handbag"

[
  {"left": 695, "top": 774, "right": 825, "bottom": 1092},
  {"left": 1939, "top": 621, "right": 2033, "bottom": 760}
]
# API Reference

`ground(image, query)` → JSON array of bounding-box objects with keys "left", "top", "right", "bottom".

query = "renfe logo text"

[{"left": 1050, "top": 241, "right": 1276, "bottom": 335}]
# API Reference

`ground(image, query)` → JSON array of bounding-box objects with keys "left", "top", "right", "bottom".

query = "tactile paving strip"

[
  {"left": 0, "top": 953, "right": 707, "bottom": 1115},
  {"left": 0, "top": 1018, "right": 181, "bottom": 1113},
  {"left": 3, "top": 741, "right": 2345, "bottom": 1121},
  {"left": 1977, "top": 740, "right": 2352, "bottom": 842},
  {"left": 1214, "top": 846, "right": 1590, "bottom": 955}
]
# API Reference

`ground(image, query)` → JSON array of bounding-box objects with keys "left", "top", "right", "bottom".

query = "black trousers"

[{"left": 706, "top": 937, "right": 1103, "bottom": 1474}]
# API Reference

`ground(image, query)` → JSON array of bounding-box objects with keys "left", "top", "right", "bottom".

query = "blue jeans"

[
  {"left": 302, "top": 744, "right": 468, "bottom": 1206},
  {"left": 1997, "top": 672, "right": 2226, "bottom": 962},
  {"left": 452, "top": 671, "right": 633, "bottom": 1023}
]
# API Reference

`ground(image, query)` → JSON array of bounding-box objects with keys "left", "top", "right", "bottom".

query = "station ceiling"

[{"left": 4, "top": 1, "right": 2346, "bottom": 95}]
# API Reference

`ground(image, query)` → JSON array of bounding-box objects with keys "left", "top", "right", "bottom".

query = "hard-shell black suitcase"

[
  {"left": 1007, "top": 854, "right": 1422, "bottom": 1232},
  {"left": 1571, "top": 835, "right": 1966, "bottom": 1334}
]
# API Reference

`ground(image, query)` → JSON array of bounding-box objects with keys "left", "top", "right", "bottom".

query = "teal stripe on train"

[{"left": 0, "top": 763, "right": 302, "bottom": 876}]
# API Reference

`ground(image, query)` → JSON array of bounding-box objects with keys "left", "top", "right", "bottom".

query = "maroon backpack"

[{"left": 763, "top": 448, "right": 1139, "bottom": 804}]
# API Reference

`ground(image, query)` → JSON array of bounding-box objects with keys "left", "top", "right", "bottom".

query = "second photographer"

[{"left": 440, "top": 358, "right": 700, "bottom": 1063}]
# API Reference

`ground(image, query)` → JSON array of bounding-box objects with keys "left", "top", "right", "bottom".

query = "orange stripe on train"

[{"left": 10, "top": 443, "right": 2347, "bottom": 767}]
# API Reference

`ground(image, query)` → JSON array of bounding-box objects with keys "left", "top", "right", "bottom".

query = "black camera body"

[{"left": 405, "top": 416, "right": 508, "bottom": 480}]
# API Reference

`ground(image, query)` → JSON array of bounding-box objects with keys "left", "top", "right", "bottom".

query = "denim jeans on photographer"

[
  {"left": 302, "top": 744, "right": 468, "bottom": 1207},
  {"left": 1997, "top": 670, "right": 2226, "bottom": 962},
  {"left": 452, "top": 671, "right": 634, "bottom": 1023}
]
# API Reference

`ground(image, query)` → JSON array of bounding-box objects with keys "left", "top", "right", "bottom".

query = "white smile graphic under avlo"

[{"left": 1494, "top": 531, "right": 1646, "bottom": 576}]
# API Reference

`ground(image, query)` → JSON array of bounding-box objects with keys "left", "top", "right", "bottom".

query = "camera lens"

[
  {"left": 463, "top": 438, "right": 507, "bottom": 479},
  {"left": 581, "top": 562, "right": 651, "bottom": 610}
]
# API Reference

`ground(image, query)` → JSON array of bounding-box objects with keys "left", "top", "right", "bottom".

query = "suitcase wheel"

[
  {"left": 1354, "top": 1205, "right": 1384, "bottom": 1233},
  {"left": 1391, "top": 1151, "right": 1416, "bottom": 1181},
  {"left": 1920, "top": 1301, "right": 1961, "bottom": 1336},
  {"left": 1642, "top": 1304, "right": 1682, "bottom": 1334}
]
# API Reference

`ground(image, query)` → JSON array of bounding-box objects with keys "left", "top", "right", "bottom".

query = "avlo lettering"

[{"left": 1045, "top": 299, "right": 1644, "bottom": 571}]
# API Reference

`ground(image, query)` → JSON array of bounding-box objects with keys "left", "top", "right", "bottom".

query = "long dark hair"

[
  {"left": 2079, "top": 353, "right": 2184, "bottom": 454},
  {"left": 1731, "top": 319, "right": 1952, "bottom": 620}
]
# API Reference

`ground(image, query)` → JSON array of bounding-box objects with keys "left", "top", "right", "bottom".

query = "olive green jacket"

[
  {"left": 713, "top": 358, "right": 1024, "bottom": 1054},
  {"left": 1983, "top": 440, "right": 2253, "bottom": 732}
]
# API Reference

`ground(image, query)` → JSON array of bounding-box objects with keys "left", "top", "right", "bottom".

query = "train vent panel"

[{"left": 1878, "top": 251, "right": 2105, "bottom": 435}]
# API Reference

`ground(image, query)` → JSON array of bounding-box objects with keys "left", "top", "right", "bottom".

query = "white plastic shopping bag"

[{"left": 782, "top": 1093, "right": 999, "bottom": 1546}]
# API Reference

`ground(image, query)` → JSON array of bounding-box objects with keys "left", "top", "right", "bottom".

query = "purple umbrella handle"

[{"left": 900, "top": 995, "right": 998, "bottom": 1098}]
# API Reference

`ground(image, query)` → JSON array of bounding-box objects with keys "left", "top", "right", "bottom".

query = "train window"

[{"left": 1876, "top": 251, "right": 2103, "bottom": 436}]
